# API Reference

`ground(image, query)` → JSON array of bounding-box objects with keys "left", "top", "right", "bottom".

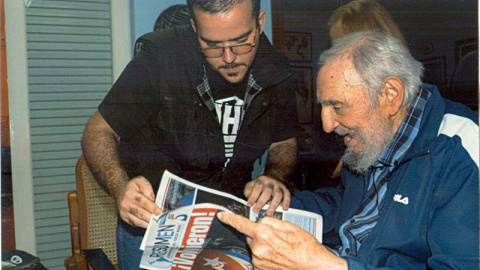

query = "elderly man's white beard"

[{"left": 337, "top": 114, "right": 395, "bottom": 175}]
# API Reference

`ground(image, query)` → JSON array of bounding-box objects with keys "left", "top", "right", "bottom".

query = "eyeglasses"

[{"left": 200, "top": 31, "right": 257, "bottom": 58}]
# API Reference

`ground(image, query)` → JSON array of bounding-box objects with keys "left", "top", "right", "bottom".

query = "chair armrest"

[
  {"left": 83, "top": 249, "right": 116, "bottom": 270},
  {"left": 64, "top": 253, "right": 88, "bottom": 270},
  {"left": 65, "top": 191, "right": 90, "bottom": 270}
]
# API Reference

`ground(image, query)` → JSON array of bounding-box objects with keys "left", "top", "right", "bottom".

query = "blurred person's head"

[
  {"left": 316, "top": 30, "right": 423, "bottom": 174},
  {"left": 187, "top": 0, "right": 265, "bottom": 84},
  {"left": 154, "top": 4, "right": 191, "bottom": 31},
  {"left": 329, "top": 0, "right": 407, "bottom": 46},
  {"left": 134, "top": 5, "right": 191, "bottom": 56}
]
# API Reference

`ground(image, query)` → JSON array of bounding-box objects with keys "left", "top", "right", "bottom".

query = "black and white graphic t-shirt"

[
  {"left": 214, "top": 96, "right": 244, "bottom": 166},
  {"left": 206, "top": 66, "right": 248, "bottom": 167}
]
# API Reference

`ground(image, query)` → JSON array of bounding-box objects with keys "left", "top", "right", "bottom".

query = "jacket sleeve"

[
  {"left": 343, "top": 257, "right": 403, "bottom": 270},
  {"left": 425, "top": 136, "right": 479, "bottom": 269}
]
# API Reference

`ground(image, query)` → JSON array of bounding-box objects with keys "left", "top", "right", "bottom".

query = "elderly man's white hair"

[{"left": 318, "top": 30, "right": 424, "bottom": 107}]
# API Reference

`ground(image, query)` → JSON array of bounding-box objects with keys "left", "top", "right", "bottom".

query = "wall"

[
  {"left": 283, "top": 0, "right": 477, "bottom": 111},
  {"left": 0, "top": 0, "right": 8, "bottom": 147},
  {"left": 283, "top": 2, "right": 478, "bottom": 112},
  {"left": 1, "top": 0, "right": 15, "bottom": 251},
  {"left": 130, "top": 0, "right": 185, "bottom": 52},
  {"left": 130, "top": 0, "right": 273, "bottom": 56}
]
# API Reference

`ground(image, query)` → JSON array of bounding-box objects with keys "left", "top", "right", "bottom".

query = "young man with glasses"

[{"left": 81, "top": 0, "right": 301, "bottom": 268}]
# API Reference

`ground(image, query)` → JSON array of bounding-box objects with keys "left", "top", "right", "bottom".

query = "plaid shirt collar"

[
  {"left": 376, "top": 86, "right": 431, "bottom": 169},
  {"left": 196, "top": 66, "right": 262, "bottom": 123}
]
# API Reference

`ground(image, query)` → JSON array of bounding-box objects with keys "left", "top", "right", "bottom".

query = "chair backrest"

[
  {"left": 449, "top": 50, "right": 478, "bottom": 110},
  {"left": 75, "top": 155, "right": 118, "bottom": 265}
]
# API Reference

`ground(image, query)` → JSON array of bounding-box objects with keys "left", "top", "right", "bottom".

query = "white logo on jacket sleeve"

[{"left": 393, "top": 194, "right": 409, "bottom": 205}]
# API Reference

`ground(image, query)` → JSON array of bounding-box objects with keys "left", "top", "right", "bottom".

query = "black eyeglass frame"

[{"left": 199, "top": 29, "right": 258, "bottom": 58}]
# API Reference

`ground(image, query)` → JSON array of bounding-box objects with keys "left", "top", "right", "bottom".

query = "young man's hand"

[
  {"left": 116, "top": 176, "right": 163, "bottom": 228},
  {"left": 244, "top": 175, "right": 291, "bottom": 216},
  {"left": 244, "top": 137, "right": 297, "bottom": 215}
]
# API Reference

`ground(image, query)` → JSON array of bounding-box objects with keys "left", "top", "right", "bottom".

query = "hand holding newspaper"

[{"left": 140, "top": 170, "right": 323, "bottom": 270}]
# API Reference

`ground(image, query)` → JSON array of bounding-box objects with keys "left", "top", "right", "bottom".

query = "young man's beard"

[
  {"left": 226, "top": 72, "right": 239, "bottom": 77},
  {"left": 339, "top": 113, "right": 395, "bottom": 175},
  {"left": 222, "top": 63, "right": 243, "bottom": 77}
]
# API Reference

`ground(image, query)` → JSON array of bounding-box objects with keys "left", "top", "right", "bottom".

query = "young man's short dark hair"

[{"left": 187, "top": 0, "right": 261, "bottom": 24}]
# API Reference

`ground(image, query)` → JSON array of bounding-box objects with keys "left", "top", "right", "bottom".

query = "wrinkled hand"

[
  {"left": 244, "top": 175, "right": 290, "bottom": 215},
  {"left": 217, "top": 212, "right": 347, "bottom": 270},
  {"left": 116, "top": 176, "right": 163, "bottom": 228}
]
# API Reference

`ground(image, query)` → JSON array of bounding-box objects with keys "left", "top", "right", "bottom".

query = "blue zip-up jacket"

[{"left": 291, "top": 85, "right": 479, "bottom": 269}]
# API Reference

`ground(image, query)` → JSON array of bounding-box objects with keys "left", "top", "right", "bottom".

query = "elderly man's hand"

[
  {"left": 244, "top": 175, "right": 291, "bottom": 216},
  {"left": 116, "top": 176, "right": 163, "bottom": 228},
  {"left": 217, "top": 211, "right": 347, "bottom": 270}
]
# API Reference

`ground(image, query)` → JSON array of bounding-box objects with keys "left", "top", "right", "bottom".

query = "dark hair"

[
  {"left": 154, "top": 4, "right": 191, "bottom": 31},
  {"left": 187, "top": 0, "right": 260, "bottom": 23}
]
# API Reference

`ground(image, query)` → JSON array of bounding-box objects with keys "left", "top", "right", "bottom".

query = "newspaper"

[{"left": 140, "top": 170, "right": 323, "bottom": 270}]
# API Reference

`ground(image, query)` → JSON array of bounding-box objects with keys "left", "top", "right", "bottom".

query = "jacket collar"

[
  {"left": 250, "top": 33, "right": 292, "bottom": 87},
  {"left": 399, "top": 84, "right": 445, "bottom": 162}
]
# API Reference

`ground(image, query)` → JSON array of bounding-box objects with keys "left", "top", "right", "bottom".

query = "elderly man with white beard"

[{"left": 218, "top": 30, "right": 479, "bottom": 270}]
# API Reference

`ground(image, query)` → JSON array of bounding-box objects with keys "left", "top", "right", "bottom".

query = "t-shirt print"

[{"left": 214, "top": 96, "right": 244, "bottom": 167}]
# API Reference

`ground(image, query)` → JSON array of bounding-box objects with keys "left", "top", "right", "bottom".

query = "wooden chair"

[{"left": 65, "top": 155, "right": 118, "bottom": 270}]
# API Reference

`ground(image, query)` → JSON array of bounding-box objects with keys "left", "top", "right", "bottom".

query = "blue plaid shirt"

[{"left": 338, "top": 87, "right": 431, "bottom": 256}]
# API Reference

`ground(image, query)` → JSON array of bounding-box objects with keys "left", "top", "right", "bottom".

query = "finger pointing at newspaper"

[
  {"left": 117, "top": 176, "right": 163, "bottom": 228},
  {"left": 217, "top": 211, "right": 347, "bottom": 270}
]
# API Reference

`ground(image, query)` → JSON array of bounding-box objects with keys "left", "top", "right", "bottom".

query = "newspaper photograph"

[{"left": 140, "top": 170, "right": 323, "bottom": 270}]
